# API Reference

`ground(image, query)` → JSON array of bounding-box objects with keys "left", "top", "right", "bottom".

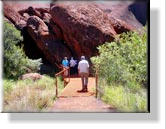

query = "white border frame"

[{"left": 0, "top": 0, "right": 165, "bottom": 129}]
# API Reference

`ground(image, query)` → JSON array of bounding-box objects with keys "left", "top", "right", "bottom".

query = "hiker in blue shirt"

[
  {"left": 62, "top": 57, "right": 69, "bottom": 76},
  {"left": 62, "top": 57, "right": 69, "bottom": 67}
]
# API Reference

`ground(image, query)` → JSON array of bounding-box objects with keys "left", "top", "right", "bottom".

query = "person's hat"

[{"left": 81, "top": 56, "right": 85, "bottom": 60}]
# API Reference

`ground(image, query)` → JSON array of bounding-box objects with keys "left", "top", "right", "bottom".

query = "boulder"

[
  {"left": 20, "top": 73, "right": 42, "bottom": 81},
  {"left": 26, "top": 16, "right": 72, "bottom": 64},
  {"left": 50, "top": 1, "right": 144, "bottom": 58},
  {"left": 19, "top": 6, "right": 42, "bottom": 20},
  {"left": 3, "top": 1, "right": 50, "bottom": 30},
  {"left": 50, "top": 2, "right": 117, "bottom": 58},
  {"left": 3, "top": 3, "right": 26, "bottom": 29}
]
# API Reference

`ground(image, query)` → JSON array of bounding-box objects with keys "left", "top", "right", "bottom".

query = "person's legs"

[
  {"left": 70, "top": 67, "right": 73, "bottom": 75},
  {"left": 85, "top": 75, "right": 88, "bottom": 86},
  {"left": 73, "top": 66, "right": 76, "bottom": 74},
  {"left": 77, "top": 73, "right": 85, "bottom": 92},
  {"left": 84, "top": 73, "right": 89, "bottom": 91},
  {"left": 71, "top": 67, "right": 73, "bottom": 74},
  {"left": 77, "top": 72, "right": 89, "bottom": 92},
  {"left": 63, "top": 67, "right": 68, "bottom": 77},
  {"left": 81, "top": 74, "right": 84, "bottom": 89},
  {"left": 83, "top": 75, "right": 87, "bottom": 90},
  {"left": 75, "top": 66, "right": 77, "bottom": 74}
]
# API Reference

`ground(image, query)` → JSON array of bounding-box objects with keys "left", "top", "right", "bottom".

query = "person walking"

[
  {"left": 62, "top": 57, "right": 69, "bottom": 77},
  {"left": 69, "top": 57, "right": 76, "bottom": 75},
  {"left": 77, "top": 56, "right": 89, "bottom": 92},
  {"left": 74, "top": 59, "right": 78, "bottom": 74}
]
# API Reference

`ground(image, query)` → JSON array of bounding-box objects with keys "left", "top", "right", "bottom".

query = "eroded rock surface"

[
  {"left": 50, "top": 2, "right": 117, "bottom": 58},
  {"left": 26, "top": 16, "right": 72, "bottom": 64},
  {"left": 3, "top": 1, "right": 147, "bottom": 67}
]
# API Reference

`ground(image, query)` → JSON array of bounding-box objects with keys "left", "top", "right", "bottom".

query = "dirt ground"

[{"left": 51, "top": 78, "right": 116, "bottom": 112}]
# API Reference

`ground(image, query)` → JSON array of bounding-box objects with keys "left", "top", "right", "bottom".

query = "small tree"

[
  {"left": 3, "top": 21, "right": 42, "bottom": 79},
  {"left": 91, "top": 30, "right": 147, "bottom": 91}
]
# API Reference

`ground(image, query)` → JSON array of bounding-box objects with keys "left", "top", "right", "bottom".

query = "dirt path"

[
  {"left": 51, "top": 77, "right": 116, "bottom": 112},
  {"left": 60, "top": 77, "right": 96, "bottom": 97}
]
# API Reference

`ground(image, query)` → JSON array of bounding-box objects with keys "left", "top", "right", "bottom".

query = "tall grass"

[
  {"left": 3, "top": 75, "right": 64, "bottom": 112},
  {"left": 100, "top": 84, "right": 147, "bottom": 112}
]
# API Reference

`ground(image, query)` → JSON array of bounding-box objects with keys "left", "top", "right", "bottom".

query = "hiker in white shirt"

[{"left": 77, "top": 56, "right": 89, "bottom": 92}]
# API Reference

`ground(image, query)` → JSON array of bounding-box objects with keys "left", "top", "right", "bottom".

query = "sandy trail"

[{"left": 51, "top": 77, "right": 116, "bottom": 112}]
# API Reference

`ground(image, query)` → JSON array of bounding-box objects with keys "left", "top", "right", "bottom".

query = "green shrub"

[
  {"left": 91, "top": 30, "right": 147, "bottom": 90},
  {"left": 91, "top": 30, "right": 148, "bottom": 112},
  {"left": 3, "top": 21, "right": 42, "bottom": 79},
  {"left": 3, "top": 79, "right": 15, "bottom": 93}
]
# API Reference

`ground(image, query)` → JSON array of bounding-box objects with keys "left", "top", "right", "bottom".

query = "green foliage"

[
  {"left": 91, "top": 30, "right": 148, "bottom": 112},
  {"left": 3, "top": 21, "right": 42, "bottom": 79},
  {"left": 91, "top": 30, "right": 147, "bottom": 91},
  {"left": 3, "top": 79, "right": 15, "bottom": 93}
]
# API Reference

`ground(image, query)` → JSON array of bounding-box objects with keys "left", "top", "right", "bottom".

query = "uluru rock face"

[
  {"left": 3, "top": 1, "right": 72, "bottom": 66},
  {"left": 50, "top": 2, "right": 117, "bottom": 58},
  {"left": 3, "top": 2, "right": 26, "bottom": 29},
  {"left": 95, "top": 1, "right": 143, "bottom": 33},
  {"left": 26, "top": 16, "right": 72, "bottom": 64},
  {"left": 3, "top": 1, "right": 147, "bottom": 68}
]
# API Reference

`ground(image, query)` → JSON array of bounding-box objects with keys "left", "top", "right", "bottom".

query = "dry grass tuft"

[{"left": 3, "top": 75, "right": 64, "bottom": 112}]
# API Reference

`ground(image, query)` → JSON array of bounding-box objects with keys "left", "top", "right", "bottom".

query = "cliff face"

[
  {"left": 50, "top": 2, "right": 117, "bottom": 58},
  {"left": 3, "top": 1, "right": 147, "bottom": 67}
]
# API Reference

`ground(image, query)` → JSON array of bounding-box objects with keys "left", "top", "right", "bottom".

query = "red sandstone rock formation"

[
  {"left": 96, "top": 1, "right": 143, "bottom": 33},
  {"left": 3, "top": 1, "right": 146, "bottom": 67},
  {"left": 26, "top": 16, "right": 72, "bottom": 64},
  {"left": 3, "top": 3, "right": 26, "bottom": 29},
  {"left": 3, "top": 1, "right": 72, "bottom": 65},
  {"left": 50, "top": 2, "right": 118, "bottom": 58}
]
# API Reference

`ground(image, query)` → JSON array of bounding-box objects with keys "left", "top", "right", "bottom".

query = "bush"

[
  {"left": 3, "top": 21, "right": 42, "bottom": 79},
  {"left": 3, "top": 79, "right": 15, "bottom": 93},
  {"left": 91, "top": 30, "right": 148, "bottom": 112},
  {"left": 91, "top": 30, "right": 147, "bottom": 91}
]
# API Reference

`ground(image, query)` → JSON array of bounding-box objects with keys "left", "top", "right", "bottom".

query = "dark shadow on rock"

[
  {"left": 39, "top": 63, "right": 57, "bottom": 77},
  {"left": 22, "top": 27, "right": 46, "bottom": 60}
]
